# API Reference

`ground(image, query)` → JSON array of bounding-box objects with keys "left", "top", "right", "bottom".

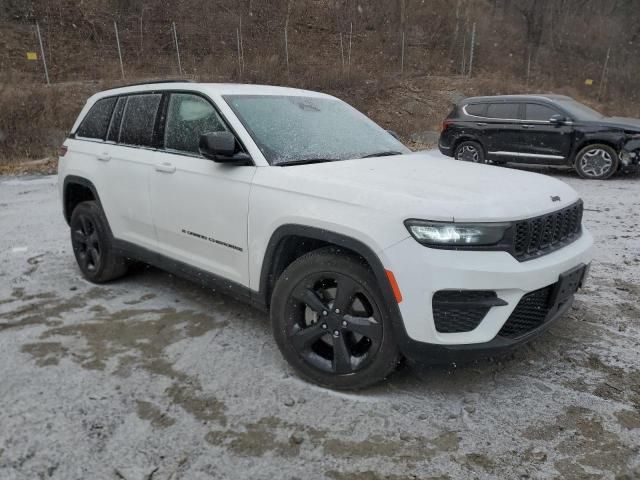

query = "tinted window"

[
  {"left": 119, "top": 94, "right": 162, "bottom": 147},
  {"left": 465, "top": 104, "right": 485, "bottom": 116},
  {"left": 525, "top": 103, "right": 558, "bottom": 121},
  {"left": 107, "top": 97, "right": 126, "bottom": 142},
  {"left": 76, "top": 97, "right": 117, "bottom": 140},
  {"left": 165, "top": 94, "right": 227, "bottom": 154},
  {"left": 486, "top": 103, "right": 519, "bottom": 120}
]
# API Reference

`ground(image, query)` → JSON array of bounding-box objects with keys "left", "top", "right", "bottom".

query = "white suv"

[{"left": 58, "top": 82, "right": 593, "bottom": 389}]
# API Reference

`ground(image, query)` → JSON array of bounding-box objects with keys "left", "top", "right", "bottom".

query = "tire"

[
  {"left": 270, "top": 247, "right": 401, "bottom": 390},
  {"left": 454, "top": 140, "right": 486, "bottom": 164},
  {"left": 69, "top": 201, "right": 128, "bottom": 283},
  {"left": 574, "top": 144, "right": 619, "bottom": 179}
]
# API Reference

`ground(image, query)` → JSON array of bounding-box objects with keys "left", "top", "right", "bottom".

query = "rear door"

[
  {"left": 148, "top": 92, "right": 256, "bottom": 286},
  {"left": 482, "top": 102, "right": 523, "bottom": 162},
  {"left": 99, "top": 93, "right": 162, "bottom": 249},
  {"left": 519, "top": 103, "right": 573, "bottom": 163}
]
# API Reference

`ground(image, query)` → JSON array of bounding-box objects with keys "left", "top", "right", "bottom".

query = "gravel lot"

[{"left": 1, "top": 165, "right": 639, "bottom": 480}]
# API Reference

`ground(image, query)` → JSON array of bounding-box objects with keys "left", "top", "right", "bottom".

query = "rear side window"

[
  {"left": 164, "top": 93, "right": 227, "bottom": 154},
  {"left": 76, "top": 97, "right": 117, "bottom": 140},
  {"left": 486, "top": 103, "right": 520, "bottom": 120},
  {"left": 119, "top": 94, "right": 162, "bottom": 147},
  {"left": 464, "top": 104, "right": 485, "bottom": 116},
  {"left": 107, "top": 97, "right": 126, "bottom": 142},
  {"left": 525, "top": 103, "right": 558, "bottom": 121}
]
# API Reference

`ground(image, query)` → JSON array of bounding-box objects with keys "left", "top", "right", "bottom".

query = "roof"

[
  {"left": 459, "top": 94, "right": 574, "bottom": 104},
  {"left": 91, "top": 82, "right": 332, "bottom": 100}
]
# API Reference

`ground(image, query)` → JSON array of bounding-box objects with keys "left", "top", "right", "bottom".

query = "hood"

[
  {"left": 590, "top": 116, "right": 640, "bottom": 131},
  {"left": 262, "top": 151, "right": 579, "bottom": 222}
]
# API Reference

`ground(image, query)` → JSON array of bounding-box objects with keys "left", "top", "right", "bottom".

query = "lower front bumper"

[{"left": 399, "top": 291, "right": 575, "bottom": 365}]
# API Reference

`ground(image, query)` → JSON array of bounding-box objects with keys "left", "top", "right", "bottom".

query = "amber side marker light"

[
  {"left": 385, "top": 269, "right": 403, "bottom": 303},
  {"left": 59, "top": 145, "right": 68, "bottom": 157}
]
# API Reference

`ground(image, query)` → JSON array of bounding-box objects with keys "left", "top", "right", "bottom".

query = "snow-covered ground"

[{"left": 1, "top": 167, "right": 639, "bottom": 480}]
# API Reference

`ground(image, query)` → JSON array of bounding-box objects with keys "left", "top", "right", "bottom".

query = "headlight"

[{"left": 404, "top": 220, "right": 510, "bottom": 246}]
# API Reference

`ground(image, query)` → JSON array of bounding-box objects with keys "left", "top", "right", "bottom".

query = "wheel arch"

[
  {"left": 62, "top": 175, "right": 102, "bottom": 226},
  {"left": 572, "top": 139, "right": 621, "bottom": 166},
  {"left": 259, "top": 224, "right": 414, "bottom": 355},
  {"left": 259, "top": 224, "right": 403, "bottom": 316},
  {"left": 452, "top": 135, "right": 486, "bottom": 157}
]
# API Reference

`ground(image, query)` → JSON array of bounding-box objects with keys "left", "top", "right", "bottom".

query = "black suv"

[{"left": 439, "top": 94, "right": 640, "bottom": 179}]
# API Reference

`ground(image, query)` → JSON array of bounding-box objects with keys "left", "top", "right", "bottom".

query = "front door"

[
  {"left": 148, "top": 92, "right": 256, "bottom": 286},
  {"left": 518, "top": 103, "right": 573, "bottom": 164}
]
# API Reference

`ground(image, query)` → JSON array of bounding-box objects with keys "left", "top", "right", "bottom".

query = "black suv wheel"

[
  {"left": 575, "top": 144, "right": 619, "bottom": 179},
  {"left": 454, "top": 140, "right": 486, "bottom": 163},
  {"left": 270, "top": 247, "right": 401, "bottom": 390},
  {"left": 70, "top": 201, "right": 128, "bottom": 283}
]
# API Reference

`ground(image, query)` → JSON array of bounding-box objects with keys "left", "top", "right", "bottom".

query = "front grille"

[
  {"left": 513, "top": 201, "right": 583, "bottom": 261},
  {"left": 498, "top": 286, "right": 553, "bottom": 338},
  {"left": 433, "top": 290, "right": 497, "bottom": 333}
]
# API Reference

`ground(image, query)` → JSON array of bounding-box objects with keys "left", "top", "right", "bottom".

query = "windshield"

[
  {"left": 223, "top": 95, "right": 409, "bottom": 165},
  {"left": 555, "top": 99, "right": 604, "bottom": 121}
]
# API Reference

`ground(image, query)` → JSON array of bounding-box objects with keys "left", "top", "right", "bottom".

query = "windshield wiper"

[
  {"left": 360, "top": 151, "right": 403, "bottom": 158},
  {"left": 276, "top": 158, "right": 339, "bottom": 167}
]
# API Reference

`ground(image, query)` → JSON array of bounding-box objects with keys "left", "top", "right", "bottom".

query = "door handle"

[
  {"left": 522, "top": 124, "right": 535, "bottom": 129},
  {"left": 155, "top": 162, "right": 176, "bottom": 174},
  {"left": 97, "top": 153, "right": 111, "bottom": 162},
  {"left": 476, "top": 122, "right": 488, "bottom": 126}
]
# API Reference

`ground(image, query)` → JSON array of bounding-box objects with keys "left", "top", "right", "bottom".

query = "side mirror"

[
  {"left": 549, "top": 114, "right": 567, "bottom": 125},
  {"left": 199, "top": 131, "right": 252, "bottom": 164}
]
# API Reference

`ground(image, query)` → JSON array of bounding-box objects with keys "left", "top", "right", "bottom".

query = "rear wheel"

[
  {"left": 575, "top": 144, "right": 619, "bottom": 179},
  {"left": 70, "top": 201, "right": 128, "bottom": 283},
  {"left": 454, "top": 140, "right": 486, "bottom": 164},
  {"left": 270, "top": 248, "right": 401, "bottom": 390}
]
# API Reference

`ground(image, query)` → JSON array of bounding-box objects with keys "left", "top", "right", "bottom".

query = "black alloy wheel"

[
  {"left": 285, "top": 272, "right": 383, "bottom": 375},
  {"left": 69, "top": 201, "right": 128, "bottom": 283},
  {"left": 72, "top": 213, "right": 102, "bottom": 273},
  {"left": 270, "top": 248, "right": 400, "bottom": 390}
]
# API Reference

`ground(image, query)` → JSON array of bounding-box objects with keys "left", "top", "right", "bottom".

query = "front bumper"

[{"left": 381, "top": 227, "right": 594, "bottom": 362}]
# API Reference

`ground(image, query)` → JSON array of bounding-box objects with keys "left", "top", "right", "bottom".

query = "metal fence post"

[
  {"left": 468, "top": 22, "right": 476, "bottom": 78},
  {"left": 284, "top": 27, "right": 289, "bottom": 76},
  {"left": 236, "top": 28, "right": 242, "bottom": 78},
  {"left": 239, "top": 17, "right": 245, "bottom": 75},
  {"left": 114, "top": 21, "right": 125, "bottom": 79},
  {"left": 401, "top": 30, "right": 405, "bottom": 74},
  {"left": 35, "top": 22, "right": 50, "bottom": 85},
  {"left": 598, "top": 46, "right": 611, "bottom": 101},
  {"left": 348, "top": 22, "right": 353, "bottom": 74},
  {"left": 172, "top": 22, "right": 183, "bottom": 76},
  {"left": 340, "top": 32, "right": 344, "bottom": 71}
]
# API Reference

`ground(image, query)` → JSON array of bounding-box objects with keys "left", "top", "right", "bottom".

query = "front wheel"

[
  {"left": 270, "top": 248, "right": 401, "bottom": 390},
  {"left": 574, "top": 144, "right": 619, "bottom": 179},
  {"left": 454, "top": 140, "right": 486, "bottom": 163}
]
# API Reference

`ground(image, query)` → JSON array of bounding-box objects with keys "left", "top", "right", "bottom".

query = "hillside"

[{"left": 2, "top": 0, "right": 639, "bottom": 165}]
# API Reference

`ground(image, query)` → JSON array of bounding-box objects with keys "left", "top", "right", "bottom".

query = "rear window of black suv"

[
  {"left": 76, "top": 97, "right": 117, "bottom": 140},
  {"left": 486, "top": 103, "right": 519, "bottom": 120}
]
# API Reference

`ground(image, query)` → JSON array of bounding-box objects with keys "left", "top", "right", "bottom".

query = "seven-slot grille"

[{"left": 512, "top": 201, "right": 583, "bottom": 261}]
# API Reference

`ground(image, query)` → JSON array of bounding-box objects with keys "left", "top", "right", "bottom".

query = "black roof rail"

[{"left": 113, "top": 79, "right": 196, "bottom": 89}]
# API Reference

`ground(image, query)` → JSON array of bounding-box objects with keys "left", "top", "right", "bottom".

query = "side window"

[
  {"left": 119, "top": 94, "right": 162, "bottom": 147},
  {"left": 106, "top": 97, "right": 126, "bottom": 142},
  {"left": 486, "top": 103, "right": 519, "bottom": 120},
  {"left": 525, "top": 103, "right": 558, "bottom": 122},
  {"left": 164, "top": 93, "right": 227, "bottom": 154},
  {"left": 76, "top": 97, "right": 117, "bottom": 140},
  {"left": 465, "top": 104, "right": 485, "bottom": 116}
]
